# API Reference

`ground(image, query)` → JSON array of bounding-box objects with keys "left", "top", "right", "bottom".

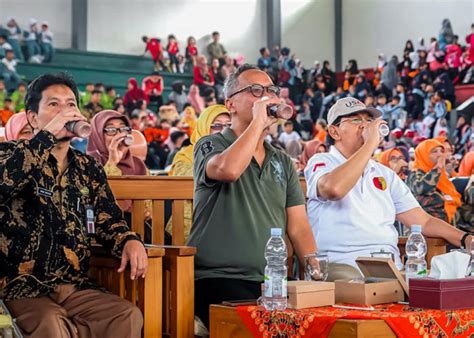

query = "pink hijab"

[
  {"left": 187, "top": 84, "right": 205, "bottom": 113},
  {"left": 5, "top": 112, "right": 29, "bottom": 141},
  {"left": 86, "top": 110, "right": 147, "bottom": 175}
]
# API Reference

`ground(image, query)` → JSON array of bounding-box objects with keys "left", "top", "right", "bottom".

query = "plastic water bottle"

[
  {"left": 405, "top": 224, "right": 427, "bottom": 286},
  {"left": 262, "top": 228, "right": 288, "bottom": 311}
]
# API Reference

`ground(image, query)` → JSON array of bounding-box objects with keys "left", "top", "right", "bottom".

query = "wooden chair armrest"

[
  {"left": 163, "top": 245, "right": 197, "bottom": 256},
  {"left": 90, "top": 244, "right": 165, "bottom": 258}
]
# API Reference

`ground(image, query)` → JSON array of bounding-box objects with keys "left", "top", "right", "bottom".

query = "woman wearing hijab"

[
  {"left": 297, "top": 139, "right": 327, "bottom": 174},
  {"left": 167, "top": 105, "right": 230, "bottom": 241},
  {"left": 4, "top": 111, "right": 34, "bottom": 141},
  {"left": 193, "top": 55, "right": 214, "bottom": 97},
  {"left": 87, "top": 110, "right": 147, "bottom": 176},
  {"left": 123, "top": 78, "right": 148, "bottom": 112},
  {"left": 407, "top": 139, "right": 462, "bottom": 223},
  {"left": 180, "top": 106, "right": 197, "bottom": 136},
  {"left": 438, "top": 18, "right": 454, "bottom": 52},
  {"left": 459, "top": 152, "right": 474, "bottom": 176},
  {"left": 378, "top": 147, "right": 409, "bottom": 180},
  {"left": 187, "top": 84, "right": 205, "bottom": 113}
]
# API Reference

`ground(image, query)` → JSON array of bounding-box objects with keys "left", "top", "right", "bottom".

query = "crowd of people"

[{"left": 0, "top": 15, "right": 474, "bottom": 336}]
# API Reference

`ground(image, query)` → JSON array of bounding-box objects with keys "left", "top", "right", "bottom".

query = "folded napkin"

[{"left": 428, "top": 251, "right": 471, "bottom": 279}]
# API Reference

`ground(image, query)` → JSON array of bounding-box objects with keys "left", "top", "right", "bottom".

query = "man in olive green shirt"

[
  {"left": 188, "top": 64, "right": 317, "bottom": 328},
  {"left": 207, "top": 31, "right": 227, "bottom": 64}
]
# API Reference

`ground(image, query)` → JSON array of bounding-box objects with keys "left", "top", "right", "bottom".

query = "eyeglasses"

[
  {"left": 228, "top": 84, "right": 280, "bottom": 98},
  {"left": 210, "top": 123, "right": 232, "bottom": 131},
  {"left": 103, "top": 126, "right": 132, "bottom": 136},
  {"left": 335, "top": 117, "right": 375, "bottom": 126},
  {"left": 389, "top": 156, "right": 405, "bottom": 162}
]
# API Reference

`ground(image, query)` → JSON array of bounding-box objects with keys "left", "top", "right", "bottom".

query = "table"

[{"left": 209, "top": 305, "right": 397, "bottom": 338}]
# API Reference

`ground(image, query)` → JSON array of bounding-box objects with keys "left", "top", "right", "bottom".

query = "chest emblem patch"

[{"left": 373, "top": 177, "right": 387, "bottom": 191}]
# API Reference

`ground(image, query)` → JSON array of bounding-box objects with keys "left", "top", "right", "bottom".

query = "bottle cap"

[
  {"left": 411, "top": 224, "right": 422, "bottom": 233},
  {"left": 271, "top": 228, "right": 282, "bottom": 236}
]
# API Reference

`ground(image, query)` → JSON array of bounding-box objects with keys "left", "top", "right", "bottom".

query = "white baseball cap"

[{"left": 327, "top": 97, "right": 382, "bottom": 125}]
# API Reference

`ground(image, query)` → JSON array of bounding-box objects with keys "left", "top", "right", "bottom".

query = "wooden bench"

[{"left": 107, "top": 176, "right": 196, "bottom": 338}]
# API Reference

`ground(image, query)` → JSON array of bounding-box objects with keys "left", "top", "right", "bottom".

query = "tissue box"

[
  {"left": 409, "top": 277, "right": 474, "bottom": 310},
  {"left": 335, "top": 257, "right": 408, "bottom": 305},
  {"left": 287, "top": 281, "right": 335, "bottom": 309}
]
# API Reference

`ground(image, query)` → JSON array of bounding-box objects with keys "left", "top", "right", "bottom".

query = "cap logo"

[{"left": 344, "top": 99, "right": 364, "bottom": 108}]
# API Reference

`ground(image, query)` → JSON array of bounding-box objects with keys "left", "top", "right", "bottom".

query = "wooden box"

[
  {"left": 335, "top": 257, "right": 408, "bottom": 305},
  {"left": 287, "top": 281, "right": 335, "bottom": 309}
]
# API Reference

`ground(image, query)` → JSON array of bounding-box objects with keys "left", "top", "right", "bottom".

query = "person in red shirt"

[
  {"left": 166, "top": 34, "right": 179, "bottom": 73},
  {"left": 142, "top": 36, "right": 164, "bottom": 71},
  {"left": 124, "top": 78, "right": 148, "bottom": 112},
  {"left": 142, "top": 72, "right": 164, "bottom": 109},
  {"left": 185, "top": 36, "right": 198, "bottom": 66},
  {"left": 193, "top": 55, "right": 214, "bottom": 97},
  {"left": 0, "top": 98, "right": 14, "bottom": 127}
]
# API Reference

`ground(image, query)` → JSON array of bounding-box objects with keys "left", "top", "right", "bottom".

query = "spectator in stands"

[
  {"left": 4, "top": 111, "right": 33, "bottom": 141},
  {"left": 10, "top": 82, "right": 26, "bottom": 112},
  {"left": 207, "top": 31, "right": 227, "bottom": 64},
  {"left": 83, "top": 89, "right": 104, "bottom": 120},
  {"left": 124, "top": 78, "right": 148, "bottom": 112},
  {"left": 180, "top": 105, "right": 197, "bottom": 135},
  {"left": 279, "top": 120, "right": 302, "bottom": 158},
  {"left": 168, "top": 81, "right": 188, "bottom": 113},
  {"left": 0, "top": 97, "right": 13, "bottom": 126},
  {"left": 0, "top": 34, "right": 12, "bottom": 58},
  {"left": 166, "top": 34, "right": 179, "bottom": 73},
  {"left": 80, "top": 82, "right": 94, "bottom": 108},
  {"left": 87, "top": 109, "right": 147, "bottom": 176},
  {"left": 39, "top": 21, "right": 54, "bottom": 63},
  {"left": 211, "top": 58, "right": 225, "bottom": 101},
  {"left": 142, "top": 35, "right": 164, "bottom": 71},
  {"left": 158, "top": 104, "right": 180, "bottom": 123},
  {"left": 436, "top": 135, "right": 459, "bottom": 177},
  {"left": 221, "top": 55, "right": 236, "bottom": 79},
  {"left": 0, "top": 79, "right": 6, "bottom": 108},
  {"left": 321, "top": 60, "right": 336, "bottom": 93},
  {"left": 407, "top": 139, "right": 462, "bottom": 223},
  {"left": 168, "top": 105, "right": 230, "bottom": 240},
  {"left": 378, "top": 147, "right": 409, "bottom": 180},
  {"left": 379, "top": 56, "right": 399, "bottom": 99},
  {"left": 164, "top": 130, "right": 188, "bottom": 167},
  {"left": 142, "top": 71, "right": 164, "bottom": 109},
  {"left": 185, "top": 36, "right": 198, "bottom": 66},
  {"left": 113, "top": 102, "right": 126, "bottom": 115},
  {"left": 305, "top": 98, "right": 470, "bottom": 280},
  {"left": 257, "top": 47, "right": 272, "bottom": 72},
  {"left": 176, "top": 53, "right": 186, "bottom": 73},
  {"left": 193, "top": 55, "right": 215, "bottom": 97},
  {"left": 297, "top": 100, "right": 314, "bottom": 139},
  {"left": 189, "top": 64, "right": 317, "bottom": 328},
  {"left": 100, "top": 86, "right": 116, "bottom": 110},
  {"left": 23, "top": 18, "right": 42, "bottom": 63},
  {"left": 297, "top": 139, "right": 327, "bottom": 174},
  {"left": 204, "top": 95, "right": 217, "bottom": 108},
  {"left": 1, "top": 49, "right": 21, "bottom": 91},
  {"left": 314, "top": 118, "right": 328, "bottom": 143},
  {"left": 187, "top": 84, "right": 205, "bottom": 113},
  {"left": 439, "top": 18, "right": 454, "bottom": 52},
  {"left": 5, "top": 17, "right": 23, "bottom": 61},
  {"left": 1, "top": 73, "right": 146, "bottom": 338}
]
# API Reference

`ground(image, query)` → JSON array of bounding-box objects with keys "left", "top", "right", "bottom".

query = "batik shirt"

[
  {"left": 406, "top": 168, "right": 447, "bottom": 221},
  {"left": 0, "top": 130, "right": 140, "bottom": 301}
]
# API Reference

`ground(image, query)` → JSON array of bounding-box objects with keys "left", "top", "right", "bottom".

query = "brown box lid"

[
  {"left": 287, "top": 281, "right": 335, "bottom": 294},
  {"left": 356, "top": 257, "right": 409, "bottom": 297}
]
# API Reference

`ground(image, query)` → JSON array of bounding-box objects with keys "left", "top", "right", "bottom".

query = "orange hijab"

[
  {"left": 413, "top": 139, "right": 462, "bottom": 223},
  {"left": 379, "top": 147, "right": 403, "bottom": 168}
]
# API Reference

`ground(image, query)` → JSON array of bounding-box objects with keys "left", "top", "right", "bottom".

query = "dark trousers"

[{"left": 195, "top": 278, "right": 261, "bottom": 328}]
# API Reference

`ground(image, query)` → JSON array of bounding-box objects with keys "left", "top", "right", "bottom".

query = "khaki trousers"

[{"left": 6, "top": 284, "right": 143, "bottom": 338}]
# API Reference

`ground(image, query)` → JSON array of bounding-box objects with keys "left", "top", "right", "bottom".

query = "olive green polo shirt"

[{"left": 187, "top": 128, "right": 305, "bottom": 282}]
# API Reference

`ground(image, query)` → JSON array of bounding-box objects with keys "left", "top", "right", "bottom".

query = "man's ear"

[
  {"left": 26, "top": 110, "right": 39, "bottom": 130},
  {"left": 328, "top": 125, "right": 340, "bottom": 141},
  {"left": 225, "top": 98, "right": 236, "bottom": 114}
]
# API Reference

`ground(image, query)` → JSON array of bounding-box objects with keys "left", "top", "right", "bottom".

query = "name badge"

[
  {"left": 37, "top": 187, "right": 53, "bottom": 198},
  {"left": 85, "top": 205, "right": 95, "bottom": 234},
  {"left": 444, "top": 194, "right": 454, "bottom": 201}
]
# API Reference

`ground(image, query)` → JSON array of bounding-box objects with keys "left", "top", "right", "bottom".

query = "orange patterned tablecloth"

[{"left": 236, "top": 303, "right": 474, "bottom": 338}]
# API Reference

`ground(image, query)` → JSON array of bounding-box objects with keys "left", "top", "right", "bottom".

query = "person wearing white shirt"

[
  {"left": 5, "top": 17, "right": 24, "bottom": 61},
  {"left": 278, "top": 120, "right": 302, "bottom": 157},
  {"left": 40, "top": 22, "right": 54, "bottom": 63},
  {"left": 0, "top": 35, "right": 12, "bottom": 58},
  {"left": 1, "top": 49, "right": 21, "bottom": 91},
  {"left": 23, "top": 18, "right": 41, "bottom": 62},
  {"left": 304, "top": 97, "right": 472, "bottom": 281}
]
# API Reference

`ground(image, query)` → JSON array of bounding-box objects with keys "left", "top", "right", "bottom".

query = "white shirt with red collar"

[{"left": 304, "top": 146, "right": 419, "bottom": 270}]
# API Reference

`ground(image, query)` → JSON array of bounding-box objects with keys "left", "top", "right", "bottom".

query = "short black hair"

[
  {"left": 91, "top": 89, "right": 102, "bottom": 95},
  {"left": 170, "top": 130, "right": 186, "bottom": 144},
  {"left": 25, "top": 72, "right": 79, "bottom": 113},
  {"left": 284, "top": 120, "right": 294, "bottom": 127},
  {"left": 392, "top": 95, "right": 401, "bottom": 101},
  {"left": 212, "top": 31, "right": 219, "bottom": 37},
  {"left": 105, "top": 86, "right": 115, "bottom": 92},
  {"left": 4, "top": 97, "right": 12, "bottom": 102},
  {"left": 168, "top": 34, "right": 176, "bottom": 40},
  {"left": 142, "top": 36, "right": 148, "bottom": 42},
  {"left": 259, "top": 47, "right": 266, "bottom": 55}
]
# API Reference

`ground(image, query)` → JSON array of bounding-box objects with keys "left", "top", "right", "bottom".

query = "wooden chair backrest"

[{"left": 108, "top": 176, "right": 194, "bottom": 246}]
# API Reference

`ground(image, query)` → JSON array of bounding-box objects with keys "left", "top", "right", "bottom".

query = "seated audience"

[
  {"left": 193, "top": 55, "right": 214, "bottom": 97},
  {"left": 378, "top": 147, "right": 409, "bottom": 180},
  {"left": 0, "top": 97, "right": 14, "bottom": 126},
  {"left": 142, "top": 71, "right": 164, "bottom": 109},
  {"left": 83, "top": 89, "right": 104, "bottom": 120},
  {"left": 124, "top": 78, "right": 148, "bottom": 112},
  {"left": 2, "top": 49, "right": 21, "bottom": 91},
  {"left": 39, "top": 21, "right": 54, "bottom": 63}
]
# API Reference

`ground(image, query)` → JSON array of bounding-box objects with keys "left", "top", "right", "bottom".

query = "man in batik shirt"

[{"left": 0, "top": 73, "right": 147, "bottom": 338}]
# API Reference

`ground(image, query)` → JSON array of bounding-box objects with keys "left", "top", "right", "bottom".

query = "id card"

[{"left": 85, "top": 205, "right": 95, "bottom": 234}]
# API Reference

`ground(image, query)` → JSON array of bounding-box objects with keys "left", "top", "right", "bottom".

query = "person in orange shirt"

[
  {"left": 459, "top": 151, "right": 474, "bottom": 176},
  {"left": 314, "top": 118, "right": 327, "bottom": 143},
  {"left": 0, "top": 98, "right": 14, "bottom": 126}
]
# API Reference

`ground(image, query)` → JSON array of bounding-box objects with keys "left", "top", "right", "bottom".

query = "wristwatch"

[{"left": 460, "top": 232, "right": 471, "bottom": 249}]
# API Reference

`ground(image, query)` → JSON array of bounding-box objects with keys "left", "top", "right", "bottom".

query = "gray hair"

[{"left": 223, "top": 63, "right": 260, "bottom": 99}]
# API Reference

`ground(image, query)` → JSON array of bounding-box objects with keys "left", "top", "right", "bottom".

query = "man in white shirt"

[
  {"left": 0, "top": 35, "right": 12, "bottom": 58},
  {"left": 304, "top": 97, "right": 472, "bottom": 281},
  {"left": 1, "top": 49, "right": 21, "bottom": 91}
]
